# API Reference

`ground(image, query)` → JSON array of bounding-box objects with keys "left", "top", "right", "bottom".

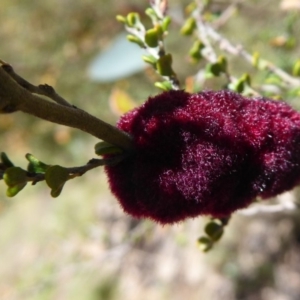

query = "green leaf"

[
  {"left": 126, "top": 12, "right": 140, "bottom": 27},
  {"left": 252, "top": 51, "right": 260, "bottom": 68},
  {"left": 204, "top": 221, "right": 224, "bottom": 241},
  {"left": 142, "top": 54, "right": 157, "bottom": 65},
  {"left": 1, "top": 152, "right": 14, "bottom": 167},
  {"left": 116, "top": 15, "right": 126, "bottom": 24},
  {"left": 145, "top": 8, "right": 158, "bottom": 22},
  {"left": 205, "top": 63, "right": 222, "bottom": 78},
  {"left": 235, "top": 80, "right": 245, "bottom": 93},
  {"left": 162, "top": 16, "right": 171, "bottom": 32},
  {"left": 154, "top": 81, "right": 173, "bottom": 91},
  {"left": 205, "top": 56, "right": 228, "bottom": 78},
  {"left": 218, "top": 56, "right": 227, "bottom": 72},
  {"left": 189, "top": 40, "right": 205, "bottom": 62},
  {"left": 3, "top": 167, "right": 27, "bottom": 187},
  {"left": 252, "top": 51, "right": 268, "bottom": 70},
  {"left": 94, "top": 142, "right": 123, "bottom": 156},
  {"left": 293, "top": 60, "right": 300, "bottom": 77},
  {"left": 6, "top": 183, "right": 27, "bottom": 197},
  {"left": 229, "top": 73, "right": 252, "bottom": 93},
  {"left": 197, "top": 236, "right": 213, "bottom": 252},
  {"left": 156, "top": 54, "right": 174, "bottom": 76},
  {"left": 180, "top": 17, "right": 196, "bottom": 36},
  {"left": 145, "top": 28, "right": 159, "bottom": 48},
  {"left": 126, "top": 35, "right": 145, "bottom": 48},
  {"left": 3, "top": 167, "right": 27, "bottom": 197},
  {"left": 45, "top": 165, "right": 69, "bottom": 198},
  {"left": 26, "top": 153, "right": 49, "bottom": 173}
]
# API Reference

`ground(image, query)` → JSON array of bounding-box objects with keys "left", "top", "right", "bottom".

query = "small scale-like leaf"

[
  {"left": 145, "top": 28, "right": 159, "bottom": 48},
  {"left": 293, "top": 60, "right": 300, "bottom": 77},
  {"left": 95, "top": 142, "right": 123, "bottom": 156},
  {"left": 45, "top": 165, "right": 69, "bottom": 198},
  {"left": 1, "top": 152, "right": 14, "bottom": 167},
  {"left": 229, "top": 73, "right": 252, "bottom": 93},
  {"left": 189, "top": 40, "right": 205, "bottom": 62},
  {"left": 204, "top": 221, "right": 224, "bottom": 241},
  {"left": 252, "top": 51, "right": 268, "bottom": 70},
  {"left": 26, "top": 153, "right": 49, "bottom": 173},
  {"left": 126, "top": 35, "right": 145, "bottom": 48},
  {"left": 142, "top": 54, "right": 157, "bottom": 65},
  {"left": 162, "top": 16, "right": 171, "bottom": 32},
  {"left": 205, "top": 62, "right": 222, "bottom": 78},
  {"left": 218, "top": 56, "right": 227, "bottom": 72},
  {"left": 116, "top": 15, "right": 126, "bottom": 24},
  {"left": 6, "top": 182, "right": 27, "bottom": 197},
  {"left": 235, "top": 80, "right": 245, "bottom": 93},
  {"left": 3, "top": 167, "right": 27, "bottom": 187},
  {"left": 205, "top": 56, "right": 227, "bottom": 77},
  {"left": 252, "top": 51, "right": 260, "bottom": 68},
  {"left": 180, "top": 17, "right": 196, "bottom": 35},
  {"left": 126, "top": 12, "right": 140, "bottom": 27},
  {"left": 3, "top": 167, "right": 27, "bottom": 197},
  {"left": 197, "top": 236, "right": 213, "bottom": 252},
  {"left": 145, "top": 8, "right": 158, "bottom": 22},
  {"left": 154, "top": 81, "right": 172, "bottom": 91},
  {"left": 156, "top": 54, "right": 174, "bottom": 76},
  {"left": 241, "top": 73, "right": 251, "bottom": 85}
]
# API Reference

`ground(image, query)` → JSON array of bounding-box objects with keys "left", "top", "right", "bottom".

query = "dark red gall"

[{"left": 105, "top": 90, "right": 300, "bottom": 224}]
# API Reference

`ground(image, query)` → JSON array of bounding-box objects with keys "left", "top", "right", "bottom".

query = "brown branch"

[
  {"left": 0, "top": 65, "right": 134, "bottom": 151},
  {"left": 0, "top": 60, "right": 73, "bottom": 107}
]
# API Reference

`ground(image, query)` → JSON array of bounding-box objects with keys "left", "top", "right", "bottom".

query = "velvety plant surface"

[{"left": 106, "top": 90, "right": 300, "bottom": 223}]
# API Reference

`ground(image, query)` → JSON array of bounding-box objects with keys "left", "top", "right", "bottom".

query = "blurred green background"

[{"left": 1, "top": 0, "right": 300, "bottom": 299}]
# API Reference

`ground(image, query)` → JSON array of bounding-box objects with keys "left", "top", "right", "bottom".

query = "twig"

[
  {"left": 239, "top": 193, "right": 298, "bottom": 216},
  {"left": 67, "top": 156, "right": 126, "bottom": 176},
  {"left": 0, "top": 60, "right": 73, "bottom": 107},
  {"left": 212, "top": 3, "right": 239, "bottom": 29},
  {"left": 150, "top": 0, "right": 168, "bottom": 18},
  {"left": 123, "top": 0, "right": 180, "bottom": 90},
  {"left": 205, "top": 26, "right": 300, "bottom": 88},
  {"left": 126, "top": 26, "right": 180, "bottom": 90},
  {"left": 192, "top": 10, "right": 260, "bottom": 96},
  {"left": 0, "top": 64, "right": 134, "bottom": 151},
  {"left": 193, "top": 3, "right": 300, "bottom": 89},
  {"left": 26, "top": 155, "right": 125, "bottom": 184}
]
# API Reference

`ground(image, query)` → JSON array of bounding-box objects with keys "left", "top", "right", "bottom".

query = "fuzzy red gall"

[{"left": 105, "top": 90, "right": 300, "bottom": 224}]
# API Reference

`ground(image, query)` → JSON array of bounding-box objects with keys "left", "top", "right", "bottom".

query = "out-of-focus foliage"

[{"left": 1, "top": 0, "right": 300, "bottom": 300}]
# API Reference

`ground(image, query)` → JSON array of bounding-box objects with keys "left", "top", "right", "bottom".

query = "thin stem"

[
  {"left": 26, "top": 156, "right": 125, "bottom": 184},
  {"left": 67, "top": 156, "right": 125, "bottom": 176},
  {"left": 0, "top": 60, "right": 73, "bottom": 107},
  {"left": 192, "top": 4, "right": 300, "bottom": 89},
  {"left": 0, "top": 66, "right": 134, "bottom": 151},
  {"left": 193, "top": 10, "right": 260, "bottom": 96},
  {"left": 124, "top": 1, "right": 180, "bottom": 90}
]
